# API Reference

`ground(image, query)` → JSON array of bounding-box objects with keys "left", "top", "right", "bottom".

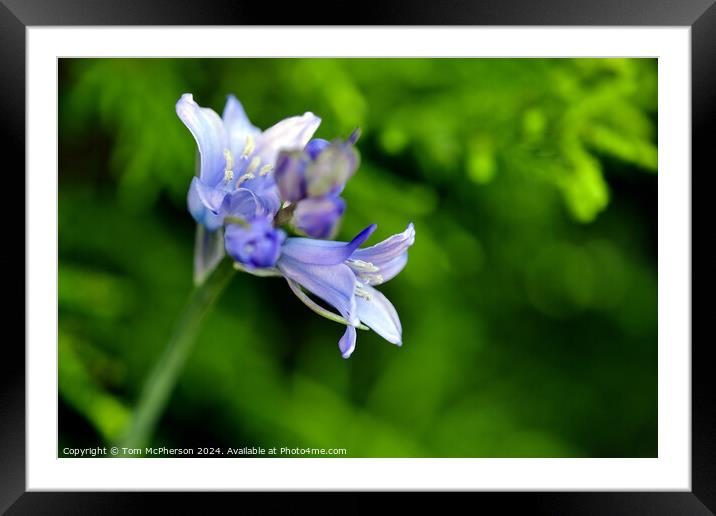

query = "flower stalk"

[{"left": 118, "top": 259, "right": 235, "bottom": 449}]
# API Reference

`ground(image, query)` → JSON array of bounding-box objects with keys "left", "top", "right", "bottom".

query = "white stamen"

[
  {"left": 237, "top": 172, "right": 255, "bottom": 185},
  {"left": 224, "top": 148, "right": 234, "bottom": 169},
  {"left": 241, "top": 134, "right": 255, "bottom": 158},
  {"left": 246, "top": 156, "right": 261, "bottom": 176},
  {"left": 259, "top": 164, "right": 273, "bottom": 176},
  {"left": 346, "top": 259, "right": 379, "bottom": 273},
  {"left": 223, "top": 149, "right": 234, "bottom": 183},
  {"left": 355, "top": 283, "right": 373, "bottom": 301},
  {"left": 359, "top": 273, "right": 384, "bottom": 285}
]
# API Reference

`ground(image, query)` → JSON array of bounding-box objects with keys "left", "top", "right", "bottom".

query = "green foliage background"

[{"left": 59, "top": 58, "right": 657, "bottom": 457}]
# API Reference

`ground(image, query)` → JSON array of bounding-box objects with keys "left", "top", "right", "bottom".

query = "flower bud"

[
  {"left": 224, "top": 216, "right": 286, "bottom": 268},
  {"left": 274, "top": 137, "right": 359, "bottom": 203},
  {"left": 305, "top": 142, "right": 358, "bottom": 198},
  {"left": 292, "top": 197, "right": 346, "bottom": 239},
  {"left": 274, "top": 150, "right": 309, "bottom": 203}
]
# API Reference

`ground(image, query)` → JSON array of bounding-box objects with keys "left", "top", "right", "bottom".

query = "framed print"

[{"left": 3, "top": 0, "right": 712, "bottom": 513}]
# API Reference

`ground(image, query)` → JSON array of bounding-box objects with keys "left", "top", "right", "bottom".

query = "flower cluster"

[{"left": 176, "top": 94, "right": 415, "bottom": 358}]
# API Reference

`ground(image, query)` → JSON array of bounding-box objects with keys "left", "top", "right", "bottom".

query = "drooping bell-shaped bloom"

[
  {"left": 274, "top": 131, "right": 359, "bottom": 239},
  {"left": 276, "top": 223, "right": 415, "bottom": 358},
  {"left": 176, "top": 93, "right": 321, "bottom": 230}
]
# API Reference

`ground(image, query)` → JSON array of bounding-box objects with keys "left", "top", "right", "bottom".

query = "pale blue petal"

[
  {"left": 222, "top": 95, "right": 261, "bottom": 159},
  {"left": 280, "top": 224, "right": 376, "bottom": 265},
  {"left": 352, "top": 223, "right": 415, "bottom": 267},
  {"left": 258, "top": 187, "right": 282, "bottom": 216},
  {"left": 338, "top": 325, "right": 357, "bottom": 359},
  {"left": 187, "top": 178, "right": 223, "bottom": 230},
  {"left": 356, "top": 285, "right": 402, "bottom": 345},
  {"left": 277, "top": 255, "right": 358, "bottom": 325},
  {"left": 374, "top": 252, "right": 408, "bottom": 284},
  {"left": 176, "top": 94, "right": 229, "bottom": 186},
  {"left": 351, "top": 252, "right": 408, "bottom": 286},
  {"left": 247, "top": 176, "right": 282, "bottom": 215},
  {"left": 220, "top": 187, "right": 260, "bottom": 219},
  {"left": 193, "top": 224, "right": 225, "bottom": 286},
  {"left": 191, "top": 176, "right": 227, "bottom": 213},
  {"left": 254, "top": 112, "right": 321, "bottom": 167}
]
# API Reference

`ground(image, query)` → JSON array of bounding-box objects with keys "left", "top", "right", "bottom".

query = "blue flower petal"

[
  {"left": 191, "top": 176, "right": 227, "bottom": 213},
  {"left": 193, "top": 224, "right": 225, "bottom": 286},
  {"left": 338, "top": 325, "right": 357, "bottom": 359},
  {"left": 280, "top": 224, "right": 377, "bottom": 265},
  {"left": 251, "top": 176, "right": 283, "bottom": 214},
  {"left": 277, "top": 255, "right": 358, "bottom": 325},
  {"left": 373, "top": 252, "right": 408, "bottom": 284},
  {"left": 254, "top": 112, "right": 321, "bottom": 167},
  {"left": 352, "top": 223, "right": 415, "bottom": 267},
  {"left": 176, "top": 94, "right": 229, "bottom": 186},
  {"left": 222, "top": 94, "right": 260, "bottom": 158},
  {"left": 351, "top": 252, "right": 408, "bottom": 286},
  {"left": 187, "top": 177, "right": 224, "bottom": 231},
  {"left": 355, "top": 285, "right": 402, "bottom": 345},
  {"left": 305, "top": 138, "right": 330, "bottom": 159},
  {"left": 220, "top": 187, "right": 260, "bottom": 220}
]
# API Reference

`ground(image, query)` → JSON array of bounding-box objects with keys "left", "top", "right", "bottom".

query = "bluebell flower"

[
  {"left": 276, "top": 222, "right": 415, "bottom": 358},
  {"left": 176, "top": 93, "right": 321, "bottom": 229},
  {"left": 274, "top": 132, "right": 360, "bottom": 239},
  {"left": 176, "top": 93, "right": 320, "bottom": 283},
  {"left": 178, "top": 94, "right": 415, "bottom": 358}
]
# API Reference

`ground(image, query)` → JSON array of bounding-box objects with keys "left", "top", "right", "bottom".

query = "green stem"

[{"left": 118, "top": 259, "right": 235, "bottom": 449}]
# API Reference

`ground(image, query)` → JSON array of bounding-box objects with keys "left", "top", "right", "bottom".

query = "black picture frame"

[{"left": 2, "top": 1, "right": 710, "bottom": 513}]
